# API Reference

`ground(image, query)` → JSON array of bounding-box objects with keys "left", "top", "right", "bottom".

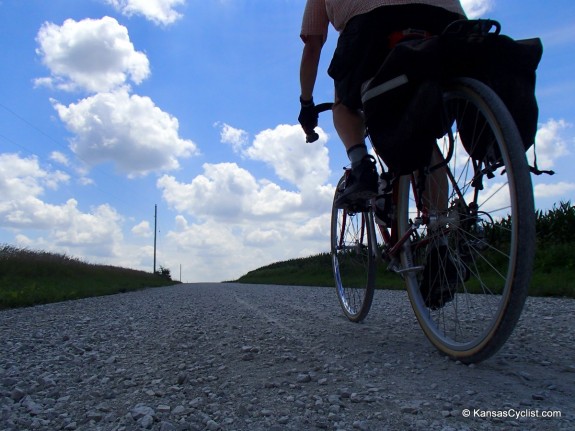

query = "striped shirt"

[{"left": 301, "top": 0, "right": 466, "bottom": 40}]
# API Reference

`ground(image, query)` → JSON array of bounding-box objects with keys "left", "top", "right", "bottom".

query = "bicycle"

[{"left": 307, "top": 22, "right": 536, "bottom": 364}]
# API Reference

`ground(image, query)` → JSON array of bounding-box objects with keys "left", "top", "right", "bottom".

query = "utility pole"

[{"left": 153, "top": 204, "right": 157, "bottom": 274}]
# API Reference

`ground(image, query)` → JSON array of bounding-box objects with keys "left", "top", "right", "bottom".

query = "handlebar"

[{"left": 305, "top": 102, "right": 333, "bottom": 143}]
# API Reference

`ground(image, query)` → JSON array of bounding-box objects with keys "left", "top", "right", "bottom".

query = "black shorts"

[{"left": 328, "top": 4, "right": 463, "bottom": 110}]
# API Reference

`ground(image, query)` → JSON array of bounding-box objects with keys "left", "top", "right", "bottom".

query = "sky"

[{"left": 0, "top": 0, "right": 574, "bottom": 283}]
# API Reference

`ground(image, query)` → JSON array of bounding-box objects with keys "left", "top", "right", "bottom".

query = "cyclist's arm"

[{"left": 299, "top": 35, "right": 324, "bottom": 101}]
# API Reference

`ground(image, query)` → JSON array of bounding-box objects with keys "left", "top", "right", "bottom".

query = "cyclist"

[
  {"left": 298, "top": 0, "right": 468, "bottom": 308},
  {"left": 298, "top": 0, "right": 466, "bottom": 208}
]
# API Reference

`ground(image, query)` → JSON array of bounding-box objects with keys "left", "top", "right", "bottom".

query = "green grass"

[
  {"left": 237, "top": 202, "right": 575, "bottom": 299},
  {"left": 0, "top": 245, "right": 179, "bottom": 309},
  {"left": 237, "top": 253, "right": 334, "bottom": 287},
  {"left": 236, "top": 246, "right": 575, "bottom": 298}
]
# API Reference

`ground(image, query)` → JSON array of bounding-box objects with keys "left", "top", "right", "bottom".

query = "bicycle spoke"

[
  {"left": 331, "top": 176, "right": 376, "bottom": 322},
  {"left": 398, "top": 78, "right": 534, "bottom": 363}
]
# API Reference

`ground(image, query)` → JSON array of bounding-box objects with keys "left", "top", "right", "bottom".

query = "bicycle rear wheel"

[
  {"left": 331, "top": 174, "right": 376, "bottom": 322},
  {"left": 398, "top": 78, "right": 535, "bottom": 363}
]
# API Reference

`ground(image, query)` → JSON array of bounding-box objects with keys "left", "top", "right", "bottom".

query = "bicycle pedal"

[{"left": 393, "top": 265, "right": 425, "bottom": 275}]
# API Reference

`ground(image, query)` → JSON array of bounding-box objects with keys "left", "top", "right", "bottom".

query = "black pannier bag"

[
  {"left": 361, "top": 20, "right": 543, "bottom": 175},
  {"left": 442, "top": 21, "right": 543, "bottom": 161},
  {"left": 361, "top": 38, "right": 445, "bottom": 175}
]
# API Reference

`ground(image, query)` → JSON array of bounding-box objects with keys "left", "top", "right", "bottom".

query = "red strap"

[{"left": 388, "top": 29, "right": 434, "bottom": 48}]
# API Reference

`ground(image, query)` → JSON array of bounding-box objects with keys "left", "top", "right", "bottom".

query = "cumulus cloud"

[
  {"left": 163, "top": 214, "right": 331, "bottom": 282},
  {"left": 461, "top": 0, "right": 494, "bottom": 18},
  {"left": 534, "top": 182, "right": 575, "bottom": 201},
  {"left": 51, "top": 202, "right": 123, "bottom": 251},
  {"left": 245, "top": 124, "right": 330, "bottom": 192},
  {"left": 215, "top": 122, "right": 332, "bottom": 192},
  {"left": 217, "top": 123, "right": 249, "bottom": 153},
  {"left": 52, "top": 89, "right": 197, "bottom": 176},
  {"left": 157, "top": 124, "right": 336, "bottom": 281},
  {"left": 35, "top": 16, "right": 195, "bottom": 177},
  {"left": 49, "top": 151, "right": 70, "bottom": 166},
  {"left": 165, "top": 218, "right": 258, "bottom": 281},
  {"left": 132, "top": 220, "right": 152, "bottom": 237},
  {"left": 157, "top": 163, "right": 305, "bottom": 222},
  {"left": 105, "top": 0, "right": 185, "bottom": 26},
  {"left": 35, "top": 16, "right": 149, "bottom": 93},
  {"left": 154, "top": 121, "right": 337, "bottom": 280},
  {"left": 0, "top": 154, "right": 124, "bottom": 258},
  {"left": 530, "top": 119, "right": 571, "bottom": 170},
  {"left": 0, "top": 154, "right": 69, "bottom": 201}
]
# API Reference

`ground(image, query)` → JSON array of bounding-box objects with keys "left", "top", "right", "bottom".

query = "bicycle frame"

[
  {"left": 372, "top": 130, "right": 474, "bottom": 276},
  {"left": 374, "top": 176, "right": 424, "bottom": 275}
]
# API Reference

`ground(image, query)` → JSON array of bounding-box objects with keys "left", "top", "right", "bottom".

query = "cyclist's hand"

[{"left": 298, "top": 97, "right": 318, "bottom": 141}]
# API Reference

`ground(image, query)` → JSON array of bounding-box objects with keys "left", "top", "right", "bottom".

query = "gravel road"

[{"left": 1, "top": 283, "right": 574, "bottom": 431}]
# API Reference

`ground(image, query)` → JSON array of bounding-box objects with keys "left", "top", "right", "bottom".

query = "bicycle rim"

[
  {"left": 331, "top": 175, "right": 376, "bottom": 322},
  {"left": 398, "top": 78, "right": 535, "bottom": 363}
]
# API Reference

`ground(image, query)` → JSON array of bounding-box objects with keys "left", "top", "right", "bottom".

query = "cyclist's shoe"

[
  {"left": 420, "top": 245, "right": 461, "bottom": 310},
  {"left": 335, "top": 156, "right": 378, "bottom": 209}
]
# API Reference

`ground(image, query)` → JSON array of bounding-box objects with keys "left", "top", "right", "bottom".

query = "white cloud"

[
  {"left": 35, "top": 17, "right": 194, "bottom": 177},
  {"left": 461, "top": 0, "right": 494, "bottom": 18},
  {"left": 52, "top": 89, "right": 197, "bottom": 176},
  {"left": 157, "top": 162, "right": 305, "bottom": 222},
  {"left": 294, "top": 213, "right": 331, "bottom": 242},
  {"left": 0, "top": 154, "right": 124, "bottom": 258},
  {"left": 530, "top": 119, "right": 571, "bottom": 170},
  {"left": 50, "top": 151, "right": 70, "bottom": 166},
  {"left": 534, "top": 182, "right": 575, "bottom": 202},
  {"left": 35, "top": 16, "right": 149, "bottom": 93},
  {"left": 164, "top": 218, "right": 256, "bottom": 281},
  {"left": 217, "top": 123, "right": 249, "bottom": 153},
  {"left": 20, "top": 208, "right": 124, "bottom": 257},
  {"left": 153, "top": 120, "right": 338, "bottom": 281},
  {"left": 50, "top": 202, "right": 124, "bottom": 252},
  {"left": 105, "top": 0, "right": 185, "bottom": 26},
  {"left": 0, "top": 153, "right": 69, "bottom": 201},
  {"left": 162, "top": 215, "right": 331, "bottom": 282},
  {"left": 244, "top": 229, "right": 283, "bottom": 247},
  {"left": 245, "top": 124, "right": 330, "bottom": 192},
  {"left": 156, "top": 154, "right": 336, "bottom": 281},
  {"left": 132, "top": 220, "right": 152, "bottom": 237}
]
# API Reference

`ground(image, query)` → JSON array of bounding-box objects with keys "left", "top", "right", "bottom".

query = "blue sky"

[{"left": 0, "top": 0, "right": 574, "bottom": 282}]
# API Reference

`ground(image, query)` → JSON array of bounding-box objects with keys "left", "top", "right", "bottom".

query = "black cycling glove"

[{"left": 298, "top": 97, "right": 318, "bottom": 135}]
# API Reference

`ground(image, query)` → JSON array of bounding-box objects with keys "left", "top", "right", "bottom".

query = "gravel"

[{"left": 1, "top": 283, "right": 574, "bottom": 430}]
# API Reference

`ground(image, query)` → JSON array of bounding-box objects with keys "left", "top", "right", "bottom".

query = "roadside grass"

[
  {"left": 236, "top": 202, "right": 575, "bottom": 299},
  {"left": 236, "top": 247, "right": 575, "bottom": 298},
  {"left": 0, "top": 245, "right": 178, "bottom": 309}
]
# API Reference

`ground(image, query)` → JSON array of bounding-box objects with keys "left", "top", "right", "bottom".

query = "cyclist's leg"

[
  {"left": 422, "top": 148, "right": 449, "bottom": 214},
  {"left": 418, "top": 148, "right": 458, "bottom": 308},
  {"left": 332, "top": 92, "right": 379, "bottom": 207},
  {"left": 332, "top": 94, "right": 365, "bottom": 152}
]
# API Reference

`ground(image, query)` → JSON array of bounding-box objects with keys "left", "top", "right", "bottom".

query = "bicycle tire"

[
  {"left": 331, "top": 174, "right": 377, "bottom": 322},
  {"left": 398, "top": 77, "right": 535, "bottom": 363}
]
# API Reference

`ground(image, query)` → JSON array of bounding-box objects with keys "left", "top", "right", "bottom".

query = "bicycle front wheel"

[
  {"left": 398, "top": 78, "right": 535, "bottom": 363},
  {"left": 331, "top": 174, "right": 376, "bottom": 322}
]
